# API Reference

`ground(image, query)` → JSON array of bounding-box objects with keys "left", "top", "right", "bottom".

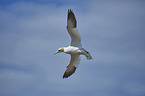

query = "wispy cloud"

[{"left": 0, "top": 1, "right": 145, "bottom": 96}]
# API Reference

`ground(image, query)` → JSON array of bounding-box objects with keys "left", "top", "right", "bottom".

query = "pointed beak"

[{"left": 54, "top": 51, "right": 59, "bottom": 55}]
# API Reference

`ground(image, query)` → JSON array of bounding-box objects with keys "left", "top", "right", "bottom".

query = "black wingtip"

[
  {"left": 67, "top": 9, "right": 77, "bottom": 28},
  {"left": 68, "top": 9, "right": 72, "bottom": 12},
  {"left": 62, "top": 66, "right": 77, "bottom": 79},
  {"left": 68, "top": 9, "right": 74, "bottom": 15}
]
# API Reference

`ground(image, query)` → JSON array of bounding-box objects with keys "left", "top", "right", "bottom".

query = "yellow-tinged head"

[{"left": 54, "top": 47, "right": 64, "bottom": 54}]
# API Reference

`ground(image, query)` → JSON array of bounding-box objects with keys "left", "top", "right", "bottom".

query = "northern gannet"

[{"left": 54, "top": 9, "right": 92, "bottom": 78}]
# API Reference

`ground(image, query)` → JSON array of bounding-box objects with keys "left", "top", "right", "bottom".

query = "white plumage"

[{"left": 54, "top": 9, "right": 92, "bottom": 78}]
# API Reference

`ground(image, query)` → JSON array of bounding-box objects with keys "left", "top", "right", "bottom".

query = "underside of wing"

[
  {"left": 67, "top": 9, "right": 77, "bottom": 28},
  {"left": 67, "top": 9, "right": 82, "bottom": 47},
  {"left": 63, "top": 54, "right": 80, "bottom": 78}
]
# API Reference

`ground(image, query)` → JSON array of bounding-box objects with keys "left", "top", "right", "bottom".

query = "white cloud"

[{"left": 0, "top": 1, "right": 145, "bottom": 96}]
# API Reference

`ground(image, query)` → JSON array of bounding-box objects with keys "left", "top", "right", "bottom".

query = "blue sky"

[{"left": 0, "top": 0, "right": 145, "bottom": 96}]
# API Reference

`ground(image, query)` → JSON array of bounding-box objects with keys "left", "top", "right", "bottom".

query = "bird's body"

[
  {"left": 54, "top": 9, "right": 92, "bottom": 78},
  {"left": 64, "top": 46, "right": 80, "bottom": 54},
  {"left": 63, "top": 46, "right": 92, "bottom": 59}
]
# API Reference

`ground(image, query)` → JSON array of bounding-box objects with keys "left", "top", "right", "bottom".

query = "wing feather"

[
  {"left": 67, "top": 9, "right": 82, "bottom": 47},
  {"left": 63, "top": 54, "right": 80, "bottom": 78}
]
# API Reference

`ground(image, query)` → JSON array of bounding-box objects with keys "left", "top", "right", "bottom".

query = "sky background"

[{"left": 0, "top": 0, "right": 145, "bottom": 96}]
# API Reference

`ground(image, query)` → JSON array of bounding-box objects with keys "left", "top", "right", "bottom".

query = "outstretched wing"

[
  {"left": 63, "top": 54, "right": 80, "bottom": 78},
  {"left": 67, "top": 9, "right": 82, "bottom": 47}
]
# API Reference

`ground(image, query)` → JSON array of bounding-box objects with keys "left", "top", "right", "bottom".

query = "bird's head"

[{"left": 54, "top": 47, "right": 64, "bottom": 55}]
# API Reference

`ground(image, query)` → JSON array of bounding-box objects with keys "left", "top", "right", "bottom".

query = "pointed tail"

[
  {"left": 86, "top": 53, "right": 93, "bottom": 60},
  {"left": 84, "top": 49, "right": 92, "bottom": 60}
]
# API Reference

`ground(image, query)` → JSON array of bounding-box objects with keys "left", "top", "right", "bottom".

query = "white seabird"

[{"left": 54, "top": 9, "right": 92, "bottom": 78}]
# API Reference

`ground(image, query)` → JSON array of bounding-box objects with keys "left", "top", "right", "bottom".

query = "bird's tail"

[
  {"left": 85, "top": 53, "right": 93, "bottom": 60},
  {"left": 82, "top": 49, "right": 93, "bottom": 60}
]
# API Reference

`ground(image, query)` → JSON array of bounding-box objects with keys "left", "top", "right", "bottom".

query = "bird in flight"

[{"left": 54, "top": 9, "right": 92, "bottom": 79}]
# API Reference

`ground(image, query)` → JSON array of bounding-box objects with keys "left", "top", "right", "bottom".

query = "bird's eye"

[{"left": 58, "top": 50, "right": 61, "bottom": 52}]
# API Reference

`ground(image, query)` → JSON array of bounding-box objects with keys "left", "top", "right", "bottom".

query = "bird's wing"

[
  {"left": 67, "top": 9, "right": 82, "bottom": 47},
  {"left": 63, "top": 54, "right": 80, "bottom": 78}
]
